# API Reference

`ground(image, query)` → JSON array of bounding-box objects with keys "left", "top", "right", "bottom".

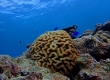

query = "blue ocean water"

[{"left": 0, "top": 0, "right": 110, "bottom": 58}]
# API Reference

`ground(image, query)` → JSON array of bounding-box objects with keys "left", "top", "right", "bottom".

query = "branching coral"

[{"left": 29, "top": 30, "right": 79, "bottom": 75}]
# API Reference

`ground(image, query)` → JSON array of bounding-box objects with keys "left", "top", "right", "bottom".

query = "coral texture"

[
  {"left": 29, "top": 30, "right": 79, "bottom": 75},
  {"left": 102, "top": 20, "right": 110, "bottom": 31},
  {"left": 92, "top": 23, "right": 103, "bottom": 35},
  {"left": 75, "top": 54, "right": 110, "bottom": 80},
  {"left": 79, "top": 30, "right": 93, "bottom": 38},
  {"left": 94, "top": 30, "right": 110, "bottom": 44},
  {"left": 73, "top": 35, "right": 100, "bottom": 54},
  {"left": 0, "top": 54, "right": 69, "bottom": 80}
]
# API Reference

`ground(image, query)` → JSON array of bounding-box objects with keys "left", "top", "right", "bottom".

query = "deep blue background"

[{"left": 0, "top": 0, "right": 110, "bottom": 58}]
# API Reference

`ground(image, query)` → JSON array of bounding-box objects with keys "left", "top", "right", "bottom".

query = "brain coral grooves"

[{"left": 29, "top": 30, "right": 79, "bottom": 75}]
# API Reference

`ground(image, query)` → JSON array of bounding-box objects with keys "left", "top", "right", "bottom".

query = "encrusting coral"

[
  {"left": 29, "top": 30, "right": 79, "bottom": 75},
  {"left": 0, "top": 54, "right": 69, "bottom": 80},
  {"left": 94, "top": 30, "right": 110, "bottom": 44}
]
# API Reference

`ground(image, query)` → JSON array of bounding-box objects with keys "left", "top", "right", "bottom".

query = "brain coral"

[{"left": 29, "top": 30, "right": 79, "bottom": 75}]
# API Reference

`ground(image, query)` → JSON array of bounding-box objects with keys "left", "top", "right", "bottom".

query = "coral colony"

[
  {"left": 30, "top": 30, "right": 79, "bottom": 76},
  {"left": 0, "top": 20, "right": 110, "bottom": 80}
]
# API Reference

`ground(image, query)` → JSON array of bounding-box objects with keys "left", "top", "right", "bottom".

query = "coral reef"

[
  {"left": 74, "top": 30, "right": 110, "bottom": 61},
  {"left": 0, "top": 54, "right": 69, "bottom": 80},
  {"left": 29, "top": 30, "right": 79, "bottom": 75},
  {"left": 94, "top": 30, "right": 110, "bottom": 44},
  {"left": 92, "top": 23, "right": 103, "bottom": 35},
  {"left": 75, "top": 54, "right": 110, "bottom": 80},
  {"left": 73, "top": 35, "right": 100, "bottom": 54},
  {"left": 18, "top": 72, "right": 43, "bottom": 80},
  {"left": 73, "top": 20, "right": 110, "bottom": 80},
  {"left": 1, "top": 20, "right": 110, "bottom": 80},
  {"left": 89, "top": 43, "right": 110, "bottom": 61},
  {"left": 79, "top": 30, "right": 93, "bottom": 38},
  {"left": 102, "top": 20, "right": 110, "bottom": 31},
  {"left": 92, "top": 20, "right": 110, "bottom": 35}
]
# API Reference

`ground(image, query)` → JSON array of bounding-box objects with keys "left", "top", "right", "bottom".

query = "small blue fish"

[
  {"left": 54, "top": 27, "right": 58, "bottom": 31},
  {"left": 18, "top": 41, "right": 21, "bottom": 45},
  {"left": 20, "top": 41, "right": 21, "bottom": 44},
  {"left": 72, "top": 31, "right": 79, "bottom": 37},
  {"left": 36, "top": 31, "right": 38, "bottom": 33}
]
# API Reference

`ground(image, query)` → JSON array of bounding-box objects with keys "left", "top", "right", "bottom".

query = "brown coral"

[
  {"left": 94, "top": 30, "right": 110, "bottom": 44},
  {"left": 29, "top": 30, "right": 79, "bottom": 75}
]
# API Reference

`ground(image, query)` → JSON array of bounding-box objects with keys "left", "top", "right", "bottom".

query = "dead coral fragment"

[{"left": 30, "top": 30, "right": 79, "bottom": 75}]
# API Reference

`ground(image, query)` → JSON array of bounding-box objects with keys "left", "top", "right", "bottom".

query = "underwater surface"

[{"left": 0, "top": 0, "right": 110, "bottom": 58}]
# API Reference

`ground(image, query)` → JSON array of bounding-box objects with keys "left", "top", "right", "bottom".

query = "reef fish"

[
  {"left": 54, "top": 27, "right": 58, "bottom": 31},
  {"left": 18, "top": 41, "right": 21, "bottom": 45},
  {"left": 72, "top": 31, "right": 79, "bottom": 37},
  {"left": 36, "top": 31, "right": 38, "bottom": 33}
]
